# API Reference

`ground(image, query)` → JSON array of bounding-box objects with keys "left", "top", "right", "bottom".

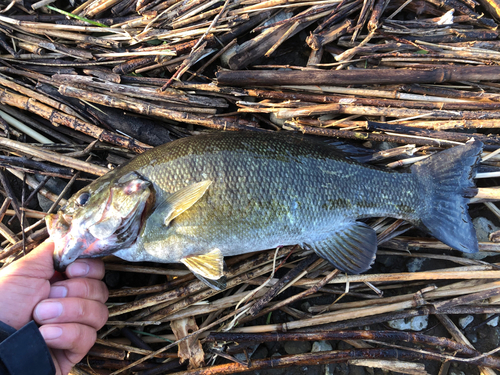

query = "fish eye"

[{"left": 76, "top": 192, "right": 91, "bottom": 206}]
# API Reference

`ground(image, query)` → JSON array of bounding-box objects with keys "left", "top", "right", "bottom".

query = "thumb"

[{"left": 1, "top": 240, "right": 55, "bottom": 280}]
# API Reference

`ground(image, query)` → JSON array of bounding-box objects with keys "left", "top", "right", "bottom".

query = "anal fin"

[{"left": 307, "top": 222, "right": 377, "bottom": 274}]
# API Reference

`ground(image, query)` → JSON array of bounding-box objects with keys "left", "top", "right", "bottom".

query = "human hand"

[{"left": 0, "top": 240, "right": 109, "bottom": 375}]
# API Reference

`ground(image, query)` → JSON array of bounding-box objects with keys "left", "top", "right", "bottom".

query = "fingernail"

[
  {"left": 40, "top": 326, "right": 62, "bottom": 340},
  {"left": 35, "top": 301, "right": 63, "bottom": 321},
  {"left": 67, "top": 262, "right": 89, "bottom": 277},
  {"left": 49, "top": 286, "right": 67, "bottom": 298}
]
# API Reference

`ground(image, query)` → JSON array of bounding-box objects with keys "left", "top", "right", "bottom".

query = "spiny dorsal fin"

[
  {"left": 181, "top": 248, "right": 225, "bottom": 282},
  {"left": 307, "top": 222, "right": 377, "bottom": 274},
  {"left": 164, "top": 180, "right": 212, "bottom": 226}
]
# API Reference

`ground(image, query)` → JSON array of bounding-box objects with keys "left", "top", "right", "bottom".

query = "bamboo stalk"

[
  {"left": 59, "top": 85, "right": 258, "bottom": 131},
  {"left": 217, "top": 66, "right": 500, "bottom": 86}
]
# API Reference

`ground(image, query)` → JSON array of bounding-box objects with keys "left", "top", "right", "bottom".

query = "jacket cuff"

[{"left": 0, "top": 320, "right": 55, "bottom": 375}]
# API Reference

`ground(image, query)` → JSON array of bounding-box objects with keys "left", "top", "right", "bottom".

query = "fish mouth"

[{"left": 46, "top": 212, "right": 87, "bottom": 272}]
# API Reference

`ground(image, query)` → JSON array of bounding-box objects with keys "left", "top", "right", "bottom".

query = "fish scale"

[{"left": 48, "top": 132, "right": 482, "bottom": 290}]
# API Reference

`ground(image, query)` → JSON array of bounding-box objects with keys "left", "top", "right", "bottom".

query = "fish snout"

[
  {"left": 53, "top": 250, "right": 67, "bottom": 272},
  {"left": 46, "top": 212, "right": 74, "bottom": 271},
  {"left": 52, "top": 235, "right": 89, "bottom": 272}
]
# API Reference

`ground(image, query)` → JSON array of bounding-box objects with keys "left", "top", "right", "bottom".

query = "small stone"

[
  {"left": 474, "top": 325, "right": 500, "bottom": 351},
  {"left": 251, "top": 344, "right": 268, "bottom": 360},
  {"left": 37, "top": 194, "right": 54, "bottom": 213},
  {"left": 104, "top": 271, "right": 120, "bottom": 288},
  {"left": 236, "top": 343, "right": 260, "bottom": 363},
  {"left": 262, "top": 11, "right": 294, "bottom": 27},
  {"left": 487, "top": 314, "right": 499, "bottom": 327},
  {"left": 466, "top": 332, "right": 478, "bottom": 344},
  {"left": 349, "top": 364, "right": 366, "bottom": 375},
  {"left": 284, "top": 340, "right": 312, "bottom": 355},
  {"left": 263, "top": 353, "right": 286, "bottom": 375},
  {"left": 459, "top": 315, "right": 474, "bottom": 329},
  {"left": 406, "top": 258, "right": 426, "bottom": 272},
  {"left": 466, "top": 217, "right": 500, "bottom": 259},
  {"left": 333, "top": 363, "right": 349, "bottom": 375},
  {"left": 473, "top": 217, "right": 499, "bottom": 241},
  {"left": 37, "top": 176, "right": 69, "bottom": 212},
  {"left": 220, "top": 43, "right": 240, "bottom": 67},
  {"left": 269, "top": 113, "right": 285, "bottom": 127},
  {"left": 337, "top": 341, "right": 353, "bottom": 350},
  {"left": 311, "top": 340, "right": 332, "bottom": 353},
  {"left": 300, "top": 301, "right": 311, "bottom": 313},
  {"left": 387, "top": 315, "right": 428, "bottom": 331}
]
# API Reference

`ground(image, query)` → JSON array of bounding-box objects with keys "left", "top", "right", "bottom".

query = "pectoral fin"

[
  {"left": 164, "top": 180, "right": 212, "bottom": 226},
  {"left": 307, "top": 222, "right": 377, "bottom": 274},
  {"left": 181, "top": 248, "right": 226, "bottom": 290}
]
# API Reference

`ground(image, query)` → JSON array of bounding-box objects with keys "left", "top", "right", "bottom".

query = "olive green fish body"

[
  {"left": 114, "top": 134, "right": 418, "bottom": 261},
  {"left": 48, "top": 132, "right": 482, "bottom": 288}
]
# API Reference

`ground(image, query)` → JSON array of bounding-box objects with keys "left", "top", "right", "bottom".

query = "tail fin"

[{"left": 411, "top": 141, "right": 483, "bottom": 253}]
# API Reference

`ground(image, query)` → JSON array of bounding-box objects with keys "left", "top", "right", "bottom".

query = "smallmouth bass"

[{"left": 47, "top": 132, "right": 482, "bottom": 289}]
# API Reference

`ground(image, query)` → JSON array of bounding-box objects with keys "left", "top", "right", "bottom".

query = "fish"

[{"left": 47, "top": 132, "right": 482, "bottom": 290}]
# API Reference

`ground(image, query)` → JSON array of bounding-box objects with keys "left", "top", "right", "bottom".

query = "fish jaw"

[
  {"left": 52, "top": 228, "right": 94, "bottom": 272},
  {"left": 47, "top": 212, "right": 71, "bottom": 271},
  {"left": 47, "top": 211, "right": 105, "bottom": 271}
]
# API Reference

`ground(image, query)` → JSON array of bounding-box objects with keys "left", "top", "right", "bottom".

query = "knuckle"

[
  {"left": 86, "top": 279, "right": 108, "bottom": 302},
  {"left": 89, "top": 259, "right": 105, "bottom": 279},
  {"left": 96, "top": 304, "right": 109, "bottom": 329},
  {"left": 99, "top": 281, "right": 109, "bottom": 301},
  {"left": 71, "top": 324, "right": 96, "bottom": 352},
  {"left": 83, "top": 327, "right": 97, "bottom": 349},
  {"left": 76, "top": 303, "right": 87, "bottom": 320},
  {"left": 80, "top": 279, "right": 92, "bottom": 298}
]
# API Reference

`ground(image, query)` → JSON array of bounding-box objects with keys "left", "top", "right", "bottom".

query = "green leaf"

[
  {"left": 266, "top": 312, "right": 272, "bottom": 325},
  {"left": 46, "top": 5, "right": 109, "bottom": 28}
]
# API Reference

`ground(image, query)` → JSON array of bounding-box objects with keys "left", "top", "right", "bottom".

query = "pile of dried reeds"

[{"left": 2, "top": 0, "right": 500, "bottom": 374}]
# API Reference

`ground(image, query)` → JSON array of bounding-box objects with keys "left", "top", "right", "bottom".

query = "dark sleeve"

[{"left": 0, "top": 320, "right": 55, "bottom": 375}]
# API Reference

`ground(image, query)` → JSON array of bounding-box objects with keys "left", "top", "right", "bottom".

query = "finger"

[
  {"left": 50, "top": 278, "right": 108, "bottom": 303},
  {"left": 34, "top": 298, "right": 108, "bottom": 331},
  {"left": 65, "top": 258, "right": 105, "bottom": 280},
  {"left": 39, "top": 323, "right": 96, "bottom": 370}
]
